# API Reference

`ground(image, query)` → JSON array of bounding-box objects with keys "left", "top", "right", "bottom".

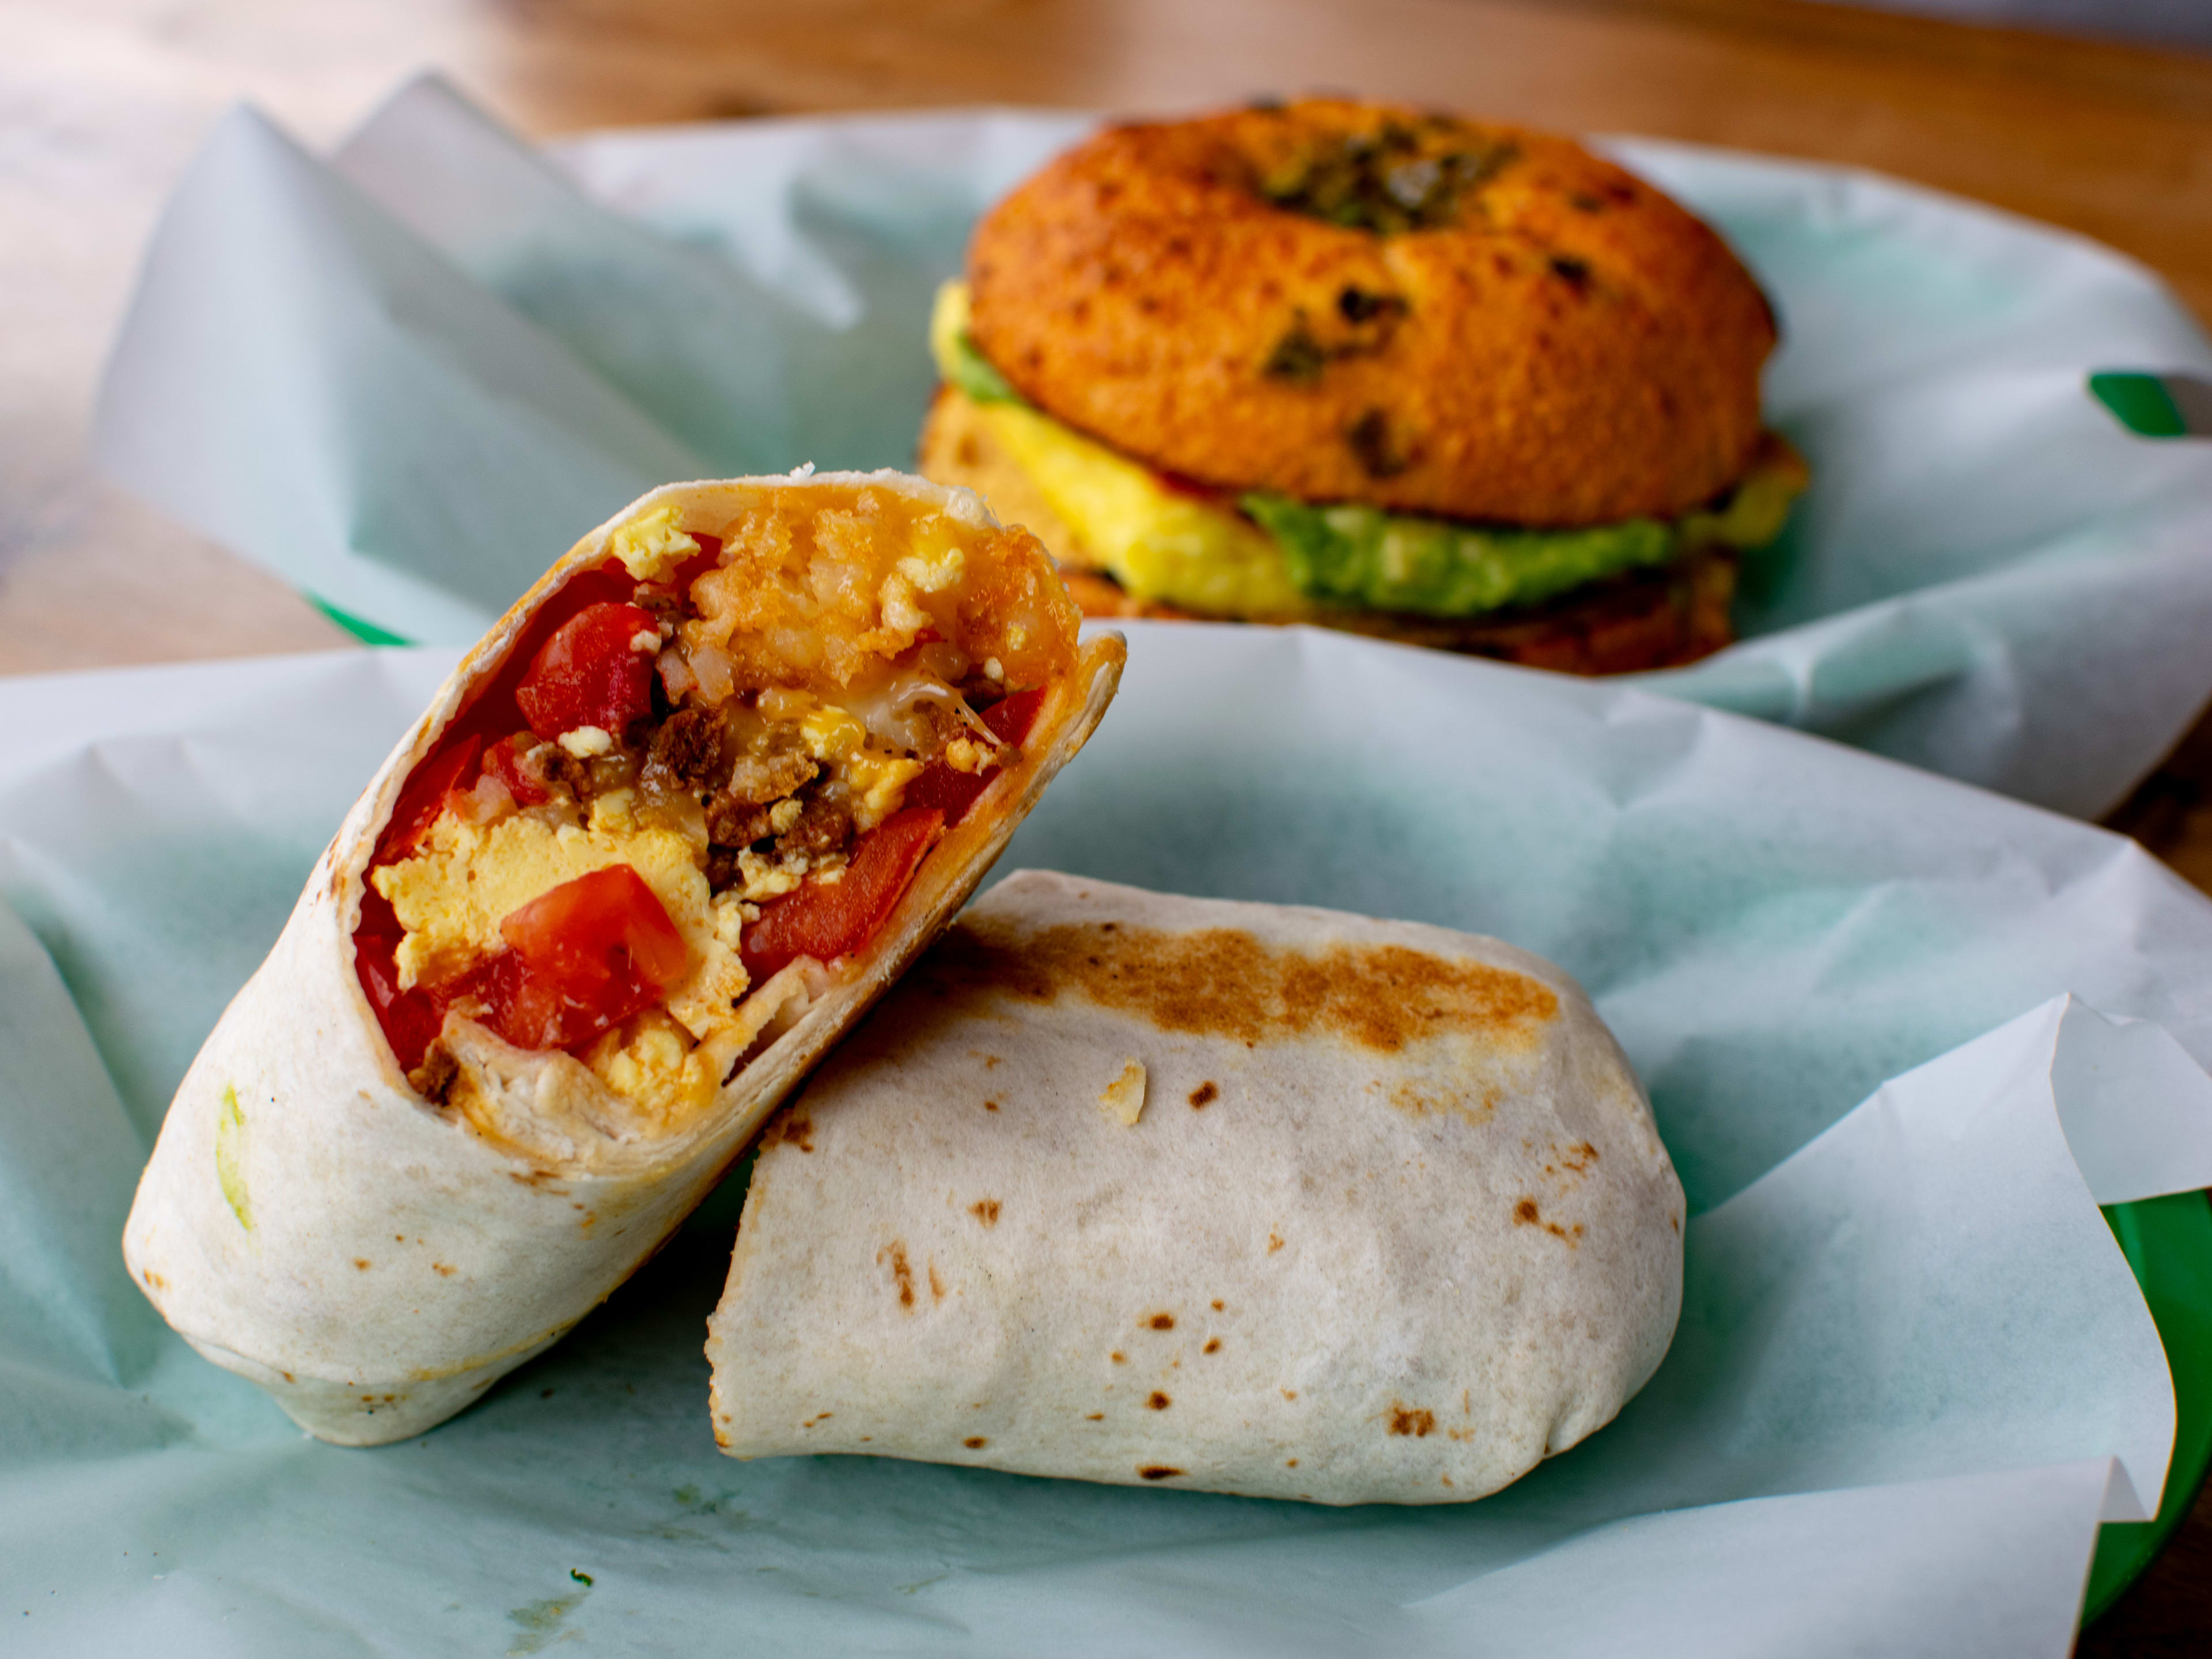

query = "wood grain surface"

[{"left": 4, "top": 1, "right": 2210, "bottom": 1646}]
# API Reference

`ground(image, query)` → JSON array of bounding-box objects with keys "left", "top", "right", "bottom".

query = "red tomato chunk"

[
  {"left": 903, "top": 687, "right": 1047, "bottom": 822},
  {"left": 482, "top": 732, "right": 551, "bottom": 806},
  {"left": 514, "top": 602, "right": 660, "bottom": 743},
  {"left": 741, "top": 808, "right": 945, "bottom": 982},
  {"left": 382, "top": 736, "right": 480, "bottom": 862},
  {"left": 472, "top": 865, "right": 691, "bottom": 1053}
]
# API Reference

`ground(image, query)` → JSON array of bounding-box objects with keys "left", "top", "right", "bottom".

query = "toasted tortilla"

[
  {"left": 122, "top": 474, "right": 1123, "bottom": 1445},
  {"left": 707, "top": 871, "right": 1684, "bottom": 1504}
]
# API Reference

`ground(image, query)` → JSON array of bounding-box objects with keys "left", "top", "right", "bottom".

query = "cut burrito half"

[
  {"left": 708, "top": 871, "right": 1684, "bottom": 1504},
  {"left": 123, "top": 472, "right": 1124, "bottom": 1445}
]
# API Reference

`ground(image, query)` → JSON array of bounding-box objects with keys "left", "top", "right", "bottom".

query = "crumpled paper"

[
  {"left": 91, "top": 77, "right": 2212, "bottom": 816},
  {"left": 5, "top": 624, "right": 2212, "bottom": 1656}
]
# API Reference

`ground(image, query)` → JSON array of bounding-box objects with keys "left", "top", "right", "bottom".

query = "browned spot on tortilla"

[
  {"left": 1111, "top": 1351, "right": 1127, "bottom": 1364},
  {"left": 1189, "top": 1081, "right": 1219, "bottom": 1109},
  {"left": 1392, "top": 1080, "right": 1503, "bottom": 1124},
  {"left": 1146, "top": 1312, "right": 1175, "bottom": 1330},
  {"left": 983, "top": 1099, "right": 1000, "bottom": 1112},
  {"left": 1138, "top": 1465, "right": 1183, "bottom": 1480},
  {"left": 926, "top": 919, "right": 1559, "bottom": 1055},
  {"left": 394, "top": 1234, "right": 406, "bottom": 1243},
  {"left": 1267, "top": 1232, "right": 1284, "bottom": 1253},
  {"left": 1282, "top": 1389, "right": 1298, "bottom": 1401},
  {"left": 1286, "top": 1458, "right": 1298, "bottom": 1467},
  {"left": 1147, "top": 1392, "right": 1171, "bottom": 1410},
  {"left": 1203, "top": 1338, "right": 1222, "bottom": 1354},
  {"left": 880, "top": 1242, "right": 915, "bottom": 1308},
  {"left": 503, "top": 1168, "right": 567, "bottom": 1191},
  {"left": 1513, "top": 1196, "right": 1581, "bottom": 1246},
  {"left": 1388, "top": 1404, "right": 1436, "bottom": 1437},
  {"left": 971, "top": 1198, "right": 1001, "bottom": 1226},
  {"left": 964, "top": 1436, "right": 987, "bottom": 1448},
  {"left": 143, "top": 1270, "right": 168, "bottom": 1292},
  {"left": 432, "top": 1262, "right": 456, "bottom": 1278},
  {"left": 929, "top": 1261, "right": 946, "bottom": 1301},
  {"left": 1441, "top": 1474, "right": 1453, "bottom": 1487},
  {"left": 984, "top": 1054, "right": 1002, "bottom": 1069},
  {"left": 1086, "top": 1412, "right": 1105, "bottom": 1421},
  {"left": 1559, "top": 1139, "right": 1600, "bottom": 1172},
  {"left": 769, "top": 1112, "right": 815, "bottom": 1153},
  {"left": 1671, "top": 1214, "right": 1681, "bottom": 1234},
  {"left": 354, "top": 1259, "right": 371, "bottom": 1271}
]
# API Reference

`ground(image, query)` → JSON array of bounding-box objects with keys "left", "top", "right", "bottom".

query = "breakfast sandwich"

[{"left": 921, "top": 99, "right": 1806, "bottom": 673}]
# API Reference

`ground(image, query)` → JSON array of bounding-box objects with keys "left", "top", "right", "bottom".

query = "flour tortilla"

[
  {"left": 122, "top": 473, "right": 1123, "bottom": 1446},
  {"left": 707, "top": 871, "right": 1684, "bottom": 1505}
]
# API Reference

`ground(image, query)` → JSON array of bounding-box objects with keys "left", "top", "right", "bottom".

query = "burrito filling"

[{"left": 354, "top": 486, "right": 1077, "bottom": 1132}]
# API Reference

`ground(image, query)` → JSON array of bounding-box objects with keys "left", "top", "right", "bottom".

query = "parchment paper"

[
  {"left": 5, "top": 623, "right": 2212, "bottom": 1654},
  {"left": 91, "top": 77, "right": 2212, "bottom": 815}
]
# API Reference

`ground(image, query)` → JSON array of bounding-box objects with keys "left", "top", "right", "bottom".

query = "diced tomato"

[
  {"left": 741, "top": 808, "right": 945, "bottom": 981},
  {"left": 903, "top": 686, "right": 1048, "bottom": 823},
  {"left": 380, "top": 736, "right": 481, "bottom": 863},
  {"left": 354, "top": 887, "right": 464, "bottom": 1073},
  {"left": 476, "top": 865, "right": 691, "bottom": 1053},
  {"left": 514, "top": 601, "right": 661, "bottom": 743},
  {"left": 980, "top": 685, "right": 1046, "bottom": 748},
  {"left": 482, "top": 732, "right": 551, "bottom": 807}
]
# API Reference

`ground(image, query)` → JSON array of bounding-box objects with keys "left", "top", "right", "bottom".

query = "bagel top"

[{"left": 965, "top": 100, "right": 1778, "bottom": 528}]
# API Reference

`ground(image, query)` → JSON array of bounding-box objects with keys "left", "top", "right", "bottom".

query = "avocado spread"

[{"left": 931, "top": 281, "right": 1800, "bottom": 621}]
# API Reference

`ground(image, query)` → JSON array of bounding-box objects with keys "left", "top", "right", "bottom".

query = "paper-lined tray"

[
  {"left": 92, "top": 79, "right": 2212, "bottom": 816},
  {"left": 6, "top": 625, "right": 2212, "bottom": 1654}
]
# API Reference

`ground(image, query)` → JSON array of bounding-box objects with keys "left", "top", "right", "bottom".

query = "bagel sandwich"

[{"left": 919, "top": 99, "right": 1806, "bottom": 675}]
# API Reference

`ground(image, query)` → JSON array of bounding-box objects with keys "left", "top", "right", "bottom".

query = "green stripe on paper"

[
  {"left": 2089, "top": 371, "right": 2189, "bottom": 438},
  {"left": 311, "top": 596, "right": 414, "bottom": 647}
]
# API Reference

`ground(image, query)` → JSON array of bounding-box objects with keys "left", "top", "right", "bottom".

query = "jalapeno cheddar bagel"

[
  {"left": 122, "top": 471, "right": 1123, "bottom": 1444},
  {"left": 919, "top": 99, "right": 1807, "bottom": 674}
]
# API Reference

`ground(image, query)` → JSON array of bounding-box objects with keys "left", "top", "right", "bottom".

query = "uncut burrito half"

[
  {"left": 123, "top": 472, "right": 1123, "bottom": 1445},
  {"left": 708, "top": 871, "right": 1684, "bottom": 1504}
]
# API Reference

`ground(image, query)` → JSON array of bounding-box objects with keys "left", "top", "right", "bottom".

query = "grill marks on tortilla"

[
  {"left": 927, "top": 921, "right": 1558, "bottom": 1052},
  {"left": 1513, "top": 1195, "right": 1584, "bottom": 1246},
  {"left": 881, "top": 1242, "right": 915, "bottom": 1307},
  {"left": 1387, "top": 1403, "right": 1436, "bottom": 1437}
]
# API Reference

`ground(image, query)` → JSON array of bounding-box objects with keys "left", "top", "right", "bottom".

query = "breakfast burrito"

[
  {"left": 707, "top": 872, "right": 1684, "bottom": 1504},
  {"left": 123, "top": 472, "right": 1123, "bottom": 1445}
]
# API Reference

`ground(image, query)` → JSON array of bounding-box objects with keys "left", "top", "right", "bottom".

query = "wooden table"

[{"left": 6, "top": 0, "right": 2211, "bottom": 1645}]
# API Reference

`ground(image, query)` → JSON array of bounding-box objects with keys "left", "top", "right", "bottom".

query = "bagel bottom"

[{"left": 921, "top": 388, "right": 1738, "bottom": 677}]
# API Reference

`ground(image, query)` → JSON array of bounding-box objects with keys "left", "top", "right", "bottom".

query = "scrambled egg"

[
  {"left": 585, "top": 1010, "right": 718, "bottom": 1129},
  {"left": 611, "top": 503, "right": 700, "bottom": 582},
  {"left": 370, "top": 798, "right": 749, "bottom": 1044},
  {"left": 797, "top": 700, "right": 925, "bottom": 831}
]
